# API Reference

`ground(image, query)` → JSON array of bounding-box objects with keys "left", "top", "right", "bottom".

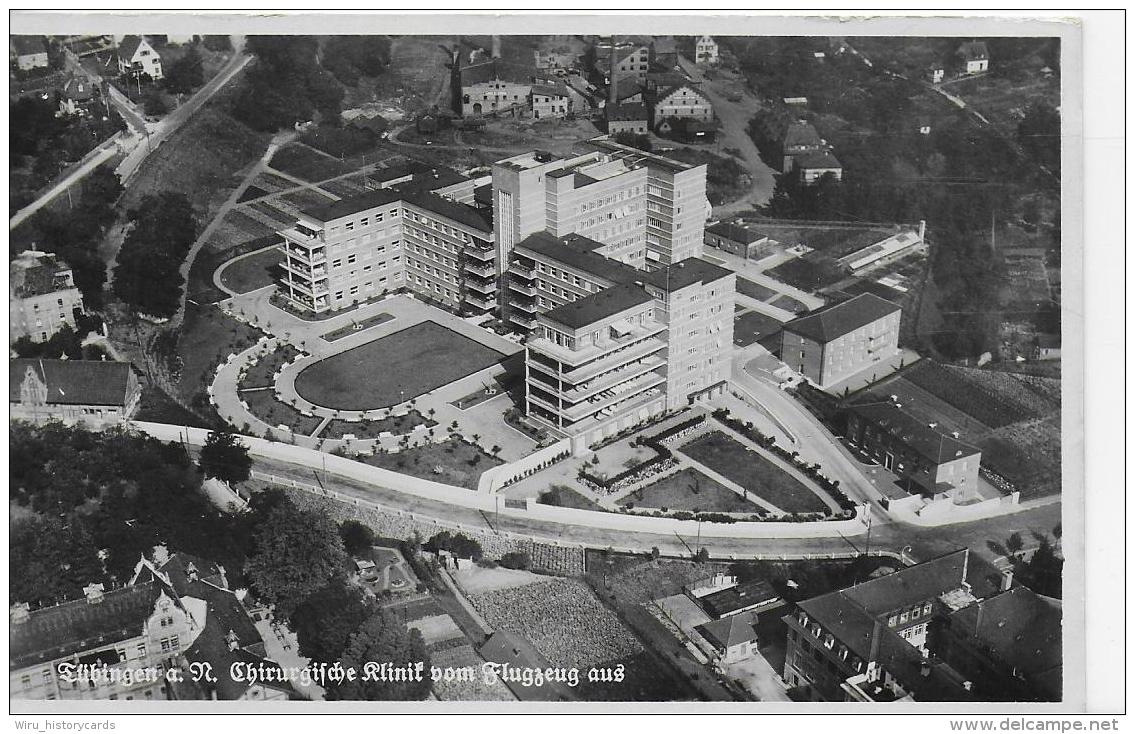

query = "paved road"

[
  {"left": 116, "top": 37, "right": 250, "bottom": 183},
  {"left": 9, "top": 141, "right": 123, "bottom": 230},
  {"left": 678, "top": 55, "right": 777, "bottom": 215}
]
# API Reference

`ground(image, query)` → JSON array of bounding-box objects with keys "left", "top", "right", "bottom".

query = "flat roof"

[
  {"left": 541, "top": 282, "right": 653, "bottom": 330},
  {"left": 699, "top": 579, "right": 780, "bottom": 618},
  {"left": 584, "top": 136, "right": 699, "bottom": 174},
  {"left": 515, "top": 231, "right": 641, "bottom": 285},
  {"left": 643, "top": 257, "right": 734, "bottom": 292}
]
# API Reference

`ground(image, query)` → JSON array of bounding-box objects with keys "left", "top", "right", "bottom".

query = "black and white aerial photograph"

[{"left": 7, "top": 8, "right": 1122, "bottom": 725}]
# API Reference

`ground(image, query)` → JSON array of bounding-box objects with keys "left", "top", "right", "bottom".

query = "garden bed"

[
  {"left": 240, "top": 343, "right": 304, "bottom": 389},
  {"left": 538, "top": 485, "right": 606, "bottom": 512},
  {"left": 362, "top": 437, "right": 501, "bottom": 490},
  {"left": 318, "top": 411, "right": 436, "bottom": 440},
  {"left": 240, "top": 388, "right": 325, "bottom": 436},
  {"left": 268, "top": 143, "right": 352, "bottom": 183},
  {"left": 321, "top": 312, "right": 395, "bottom": 342},
  {"left": 617, "top": 468, "right": 761, "bottom": 514}
]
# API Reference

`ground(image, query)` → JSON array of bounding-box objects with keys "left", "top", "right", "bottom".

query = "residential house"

[
  {"left": 928, "top": 65, "right": 946, "bottom": 84},
  {"left": 704, "top": 221, "right": 776, "bottom": 259},
  {"left": 694, "top": 35, "right": 719, "bottom": 65},
  {"left": 845, "top": 400, "right": 982, "bottom": 498},
  {"left": 781, "top": 120, "right": 827, "bottom": 173},
  {"left": 958, "top": 41, "right": 990, "bottom": 75},
  {"left": 1033, "top": 333, "right": 1061, "bottom": 361},
  {"left": 792, "top": 150, "right": 844, "bottom": 184},
  {"left": 58, "top": 75, "right": 97, "bottom": 116},
  {"left": 609, "top": 42, "right": 651, "bottom": 82},
  {"left": 117, "top": 35, "right": 163, "bottom": 80},
  {"left": 455, "top": 59, "right": 532, "bottom": 117},
  {"left": 10, "top": 35, "right": 49, "bottom": 71},
  {"left": 9, "top": 359, "right": 142, "bottom": 427},
  {"left": 10, "top": 576, "right": 199, "bottom": 701},
  {"left": 10, "top": 249, "right": 84, "bottom": 344},
  {"left": 530, "top": 83, "right": 572, "bottom": 119},
  {"left": 650, "top": 84, "right": 714, "bottom": 131},
  {"left": 611, "top": 77, "right": 645, "bottom": 105},
  {"left": 780, "top": 293, "right": 902, "bottom": 388},
  {"left": 605, "top": 102, "right": 649, "bottom": 136},
  {"left": 697, "top": 611, "right": 761, "bottom": 663},
  {"left": 784, "top": 549, "right": 1059, "bottom": 702}
]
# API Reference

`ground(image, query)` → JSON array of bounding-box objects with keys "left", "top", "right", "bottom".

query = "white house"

[
  {"left": 959, "top": 41, "right": 989, "bottom": 75},
  {"left": 695, "top": 35, "right": 718, "bottom": 65},
  {"left": 117, "top": 35, "right": 163, "bottom": 80}
]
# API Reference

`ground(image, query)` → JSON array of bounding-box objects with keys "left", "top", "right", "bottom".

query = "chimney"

[
  {"left": 919, "top": 219, "right": 927, "bottom": 239},
  {"left": 491, "top": 35, "right": 501, "bottom": 59},
  {"left": 10, "top": 602, "right": 31, "bottom": 624},
  {"left": 1000, "top": 569, "right": 1014, "bottom": 592},
  {"left": 225, "top": 629, "right": 241, "bottom": 651},
  {"left": 186, "top": 561, "right": 199, "bottom": 583},
  {"left": 217, "top": 564, "right": 228, "bottom": 590},
  {"left": 608, "top": 37, "right": 619, "bottom": 107},
  {"left": 83, "top": 583, "right": 106, "bottom": 604}
]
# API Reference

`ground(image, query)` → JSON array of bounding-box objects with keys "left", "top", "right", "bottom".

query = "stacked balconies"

[
  {"left": 505, "top": 254, "right": 540, "bottom": 331},
  {"left": 281, "top": 225, "right": 331, "bottom": 312}
]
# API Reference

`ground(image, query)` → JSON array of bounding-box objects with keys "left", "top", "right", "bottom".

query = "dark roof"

[
  {"left": 401, "top": 191, "right": 492, "bottom": 234},
  {"left": 699, "top": 579, "right": 780, "bottom": 618},
  {"left": 10, "top": 359, "right": 135, "bottom": 407},
  {"left": 399, "top": 166, "right": 472, "bottom": 194},
  {"left": 585, "top": 137, "right": 698, "bottom": 173},
  {"left": 645, "top": 71, "right": 689, "bottom": 89},
  {"left": 460, "top": 59, "right": 532, "bottom": 87},
  {"left": 515, "top": 231, "right": 640, "bottom": 286},
  {"left": 614, "top": 78, "right": 644, "bottom": 101},
  {"left": 651, "top": 37, "right": 678, "bottom": 55},
  {"left": 782, "top": 293, "right": 900, "bottom": 342},
  {"left": 368, "top": 160, "right": 434, "bottom": 187},
  {"left": 606, "top": 102, "right": 648, "bottom": 122},
  {"left": 783, "top": 121, "right": 824, "bottom": 149},
  {"left": 10, "top": 581, "right": 172, "bottom": 670},
  {"left": 474, "top": 183, "right": 493, "bottom": 207},
  {"left": 848, "top": 401, "right": 982, "bottom": 465},
  {"left": 1036, "top": 333, "right": 1061, "bottom": 349},
  {"left": 706, "top": 221, "right": 769, "bottom": 245},
  {"left": 62, "top": 75, "right": 96, "bottom": 101},
  {"left": 946, "top": 586, "right": 1062, "bottom": 699},
  {"left": 793, "top": 150, "right": 843, "bottom": 169},
  {"left": 542, "top": 282, "right": 653, "bottom": 330},
  {"left": 643, "top": 257, "right": 734, "bottom": 293},
  {"left": 959, "top": 40, "right": 990, "bottom": 61},
  {"left": 531, "top": 83, "right": 570, "bottom": 98},
  {"left": 10, "top": 252, "right": 75, "bottom": 298},
  {"left": 10, "top": 35, "right": 47, "bottom": 56},
  {"left": 697, "top": 610, "right": 760, "bottom": 652},
  {"left": 301, "top": 187, "right": 403, "bottom": 223},
  {"left": 117, "top": 35, "right": 146, "bottom": 60}
]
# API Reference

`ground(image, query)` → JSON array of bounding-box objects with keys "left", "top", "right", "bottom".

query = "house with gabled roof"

[
  {"left": 9, "top": 248, "right": 84, "bottom": 344},
  {"left": 10, "top": 35, "right": 49, "bottom": 71},
  {"left": 650, "top": 83, "right": 714, "bottom": 132},
  {"left": 958, "top": 40, "right": 990, "bottom": 75},
  {"left": 10, "top": 359, "right": 142, "bottom": 427},
  {"left": 780, "top": 293, "right": 902, "bottom": 388},
  {"left": 456, "top": 59, "right": 533, "bottom": 117},
  {"left": 117, "top": 35, "right": 162, "bottom": 80},
  {"left": 695, "top": 35, "right": 719, "bottom": 65}
]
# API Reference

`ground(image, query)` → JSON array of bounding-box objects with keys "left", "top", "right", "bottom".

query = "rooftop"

[
  {"left": 959, "top": 40, "right": 990, "bottom": 61},
  {"left": 706, "top": 221, "right": 770, "bottom": 245},
  {"left": 531, "top": 83, "right": 571, "bottom": 98},
  {"left": 697, "top": 611, "right": 761, "bottom": 652},
  {"left": 11, "top": 35, "right": 47, "bottom": 56},
  {"left": 10, "top": 250, "right": 77, "bottom": 299},
  {"left": 541, "top": 282, "right": 654, "bottom": 330},
  {"left": 460, "top": 59, "right": 533, "bottom": 87},
  {"left": 698, "top": 579, "right": 780, "bottom": 618},
  {"left": 793, "top": 150, "right": 843, "bottom": 170},
  {"left": 117, "top": 35, "right": 147, "bottom": 61},
  {"left": 606, "top": 102, "right": 648, "bottom": 122},
  {"left": 300, "top": 187, "right": 404, "bottom": 224},
  {"left": 585, "top": 136, "right": 699, "bottom": 174},
  {"left": 515, "top": 231, "right": 641, "bottom": 286},
  {"left": 643, "top": 257, "right": 734, "bottom": 292},
  {"left": 847, "top": 400, "right": 982, "bottom": 465},
  {"left": 10, "top": 359, "right": 135, "bottom": 407},
  {"left": 784, "top": 120, "right": 824, "bottom": 149},
  {"left": 402, "top": 190, "right": 492, "bottom": 234},
  {"left": 781, "top": 292, "right": 900, "bottom": 342}
]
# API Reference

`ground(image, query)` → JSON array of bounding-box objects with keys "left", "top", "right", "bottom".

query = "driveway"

[{"left": 679, "top": 55, "right": 777, "bottom": 215}]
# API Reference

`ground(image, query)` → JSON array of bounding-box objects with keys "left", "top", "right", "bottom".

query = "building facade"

[
  {"left": 10, "top": 359, "right": 141, "bottom": 427},
  {"left": 606, "top": 103, "right": 650, "bottom": 136},
  {"left": 530, "top": 84, "right": 572, "bottom": 119},
  {"left": 457, "top": 59, "right": 533, "bottom": 117},
  {"left": 650, "top": 84, "right": 714, "bottom": 129},
  {"left": 695, "top": 35, "right": 719, "bottom": 65},
  {"left": 959, "top": 41, "right": 990, "bottom": 74},
  {"left": 704, "top": 221, "right": 776, "bottom": 259},
  {"left": 117, "top": 35, "right": 162, "bottom": 80},
  {"left": 780, "top": 293, "right": 901, "bottom": 388},
  {"left": 846, "top": 401, "right": 982, "bottom": 497},
  {"left": 10, "top": 35, "right": 49, "bottom": 70},
  {"left": 278, "top": 167, "right": 496, "bottom": 315},
  {"left": 10, "top": 249, "right": 85, "bottom": 344}
]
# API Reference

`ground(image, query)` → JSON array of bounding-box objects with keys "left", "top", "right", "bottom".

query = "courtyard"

[{"left": 293, "top": 321, "right": 508, "bottom": 410}]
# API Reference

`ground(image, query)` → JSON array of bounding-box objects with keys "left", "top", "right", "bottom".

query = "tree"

[
  {"left": 199, "top": 428, "right": 252, "bottom": 484},
  {"left": 1017, "top": 536, "right": 1062, "bottom": 599},
  {"left": 202, "top": 35, "right": 233, "bottom": 52},
  {"left": 339, "top": 520, "right": 376, "bottom": 556},
  {"left": 328, "top": 609, "right": 431, "bottom": 700},
  {"left": 1006, "top": 532, "right": 1024, "bottom": 558},
  {"left": 164, "top": 48, "right": 205, "bottom": 94},
  {"left": 143, "top": 89, "right": 169, "bottom": 117},
  {"left": 289, "top": 579, "right": 376, "bottom": 663},
  {"left": 490, "top": 445, "right": 502, "bottom": 458},
  {"left": 499, "top": 551, "right": 531, "bottom": 570},
  {"left": 244, "top": 495, "right": 350, "bottom": 617},
  {"left": 650, "top": 547, "right": 660, "bottom": 562},
  {"left": 423, "top": 531, "right": 482, "bottom": 561},
  {"left": 694, "top": 547, "right": 710, "bottom": 563},
  {"left": 112, "top": 192, "right": 197, "bottom": 317}
]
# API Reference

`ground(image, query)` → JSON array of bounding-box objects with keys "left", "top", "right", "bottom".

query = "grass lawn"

[
  {"left": 617, "top": 468, "right": 762, "bottom": 513},
  {"left": 269, "top": 143, "right": 352, "bottom": 183},
  {"left": 679, "top": 431, "right": 828, "bottom": 514},
  {"left": 363, "top": 438, "right": 501, "bottom": 490},
  {"left": 241, "top": 343, "right": 304, "bottom": 389},
  {"left": 321, "top": 312, "right": 395, "bottom": 342},
  {"left": 174, "top": 303, "right": 263, "bottom": 406},
  {"left": 280, "top": 188, "right": 336, "bottom": 210},
  {"left": 769, "top": 294, "right": 810, "bottom": 314},
  {"left": 736, "top": 277, "right": 779, "bottom": 302},
  {"left": 218, "top": 246, "right": 283, "bottom": 294},
  {"left": 734, "top": 310, "right": 784, "bottom": 347},
  {"left": 240, "top": 389, "right": 324, "bottom": 436},
  {"left": 294, "top": 321, "right": 506, "bottom": 410},
  {"left": 538, "top": 484, "right": 605, "bottom": 511}
]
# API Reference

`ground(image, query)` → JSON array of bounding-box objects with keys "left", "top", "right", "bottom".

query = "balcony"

[
  {"left": 465, "top": 278, "right": 497, "bottom": 294},
  {"left": 561, "top": 372, "right": 666, "bottom": 422},
  {"left": 508, "top": 280, "right": 537, "bottom": 296},
  {"left": 510, "top": 262, "right": 536, "bottom": 279},
  {"left": 561, "top": 356, "right": 666, "bottom": 402},
  {"left": 564, "top": 384, "right": 666, "bottom": 434},
  {"left": 511, "top": 298, "right": 538, "bottom": 313},
  {"left": 465, "top": 246, "right": 495, "bottom": 262},
  {"left": 286, "top": 246, "right": 327, "bottom": 265},
  {"left": 510, "top": 312, "right": 538, "bottom": 330},
  {"left": 286, "top": 279, "right": 330, "bottom": 298},
  {"left": 281, "top": 259, "right": 327, "bottom": 281},
  {"left": 281, "top": 225, "right": 325, "bottom": 244},
  {"left": 528, "top": 322, "right": 666, "bottom": 369},
  {"left": 464, "top": 261, "right": 496, "bottom": 278}
]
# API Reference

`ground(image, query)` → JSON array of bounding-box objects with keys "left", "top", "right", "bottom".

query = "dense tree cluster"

[
  {"left": 327, "top": 609, "right": 431, "bottom": 701},
  {"left": 232, "top": 36, "right": 345, "bottom": 132},
  {"left": 423, "top": 531, "right": 483, "bottom": 561},
  {"left": 198, "top": 428, "right": 253, "bottom": 485},
  {"left": 164, "top": 47, "right": 206, "bottom": 95},
  {"left": 11, "top": 314, "right": 108, "bottom": 361},
  {"left": 321, "top": 36, "right": 391, "bottom": 87},
  {"left": 113, "top": 192, "right": 198, "bottom": 318},
  {"left": 22, "top": 165, "right": 123, "bottom": 308}
]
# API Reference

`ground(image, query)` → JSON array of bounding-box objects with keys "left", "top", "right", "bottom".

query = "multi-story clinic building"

[
  {"left": 278, "top": 166, "right": 497, "bottom": 316},
  {"left": 492, "top": 136, "right": 709, "bottom": 274},
  {"left": 9, "top": 248, "right": 84, "bottom": 344},
  {"left": 780, "top": 293, "right": 902, "bottom": 389},
  {"left": 508, "top": 232, "right": 734, "bottom": 451}
]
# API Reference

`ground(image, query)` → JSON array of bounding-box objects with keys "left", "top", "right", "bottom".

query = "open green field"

[
  {"left": 679, "top": 431, "right": 828, "bottom": 514},
  {"left": 294, "top": 321, "right": 506, "bottom": 410},
  {"left": 240, "top": 389, "right": 324, "bottom": 436},
  {"left": 618, "top": 468, "right": 761, "bottom": 514},
  {"left": 268, "top": 143, "right": 352, "bottom": 183},
  {"left": 218, "top": 245, "right": 284, "bottom": 294},
  {"left": 363, "top": 438, "right": 500, "bottom": 490},
  {"left": 733, "top": 310, "right": 784, "bottom": 347}
]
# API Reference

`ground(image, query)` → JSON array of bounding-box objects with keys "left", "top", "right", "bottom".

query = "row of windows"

[
  {"left": 334, "top": 208, "right": 399, "bottom": 232},
  {"left": 887, "top": 602, "right": 934, "bottom": 627},
  {"left": 331, "top": 273, "right": 400, "bottom": 300}
]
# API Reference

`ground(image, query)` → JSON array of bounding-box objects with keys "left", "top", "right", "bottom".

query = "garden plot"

[
  {"left": 452, "top": 565, "right": 549, "bottom": 596},
  {"left": 269, "top": 143, "right": 353, "bottom": 183},
  {"left": 429, "top": 644, "right": 516, "bottom": 702},
  {"left": 468, "top": 578, "right": 643, "bottom": 669},
  {"left": 280, "top": 188, "right": 337, "bottom": 211},
  {"left": 407, "top": 614, "right": 464, "bottom": 647},
  {"left": 617, "top": 468, "right": 762, "bottom": 514},
  {"left": 901, "top": 361, "right": 1059, "bottom": 429}
]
